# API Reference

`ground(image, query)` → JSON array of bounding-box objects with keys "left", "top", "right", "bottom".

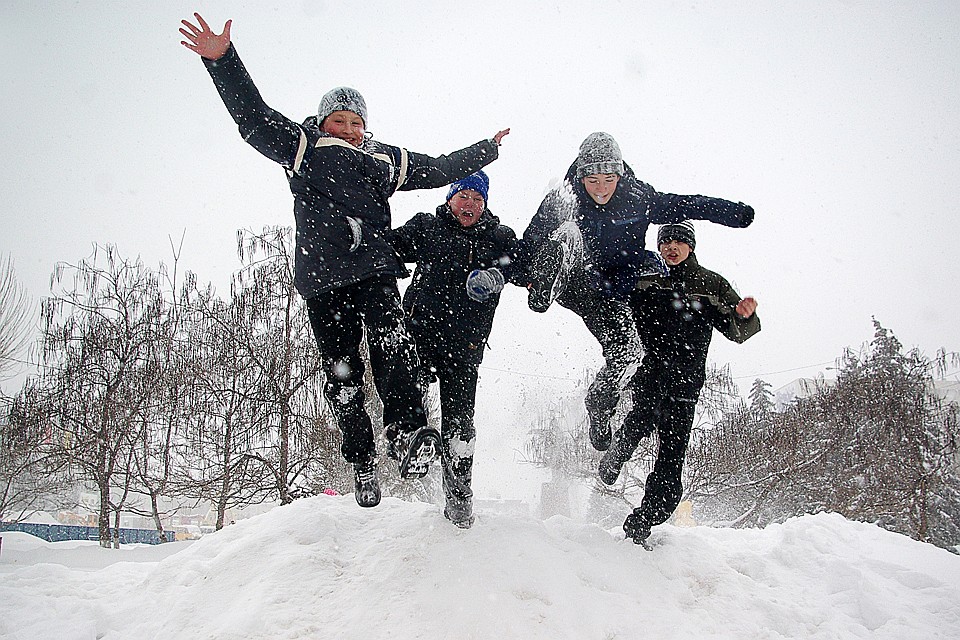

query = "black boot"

[
  {"left": 443, "top": 502, "right": 475, "bottom": 529},
  {"left": 598, "top": 440, "right": 628, "bottom": 485},
  {"left": 353, "top": 459, "right": 381, "bottom": 508},
  {"left": 586, "top": 393, "right": 614, "bottom": 452},
  {"left": 623, "top": 513, "right": 651, "bottom": 548}
]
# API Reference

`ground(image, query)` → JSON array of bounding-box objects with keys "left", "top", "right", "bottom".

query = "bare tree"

[
  {"left": 233, "top": 227, "right": 335, "bottom": 503},
  {"left": 0, "top": 253, "right": 36, "bottom": 381},
  {"left": 172, "top": 283, "right": 256, "bottom": 529},
  {"left": 0, "top": 380, "right": 69, "bottom": 521},
  {"left": 123, "top": 255, "right": 195, "bottom": 542},
  {"left": 38, "top": 245, "right": 168, "bottom": 546},
  {"left": 691, "top": 320, "right": 960, "bottom": 549}
]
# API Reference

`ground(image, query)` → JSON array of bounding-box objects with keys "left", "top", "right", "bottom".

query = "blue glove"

[{"left": 466, "top": 268, "right": 505, "bottom": 302}]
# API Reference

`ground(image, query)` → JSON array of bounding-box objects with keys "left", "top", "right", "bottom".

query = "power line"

[
  {"left": 478, "top": 364, "right": 580, "bottom": 381},
  {"left": 480, "top": 359, "right": 843, "bottom": 383},
  {"left": 731, "top": 361, "right": 836, "bottom": 381}
]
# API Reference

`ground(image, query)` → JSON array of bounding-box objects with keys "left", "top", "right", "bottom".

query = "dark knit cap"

[
  {"left": 576, "top": 132, "right": 624, "bottom": 179},
  {"left": 318, "top": 86, "right": 368, "bottom": 126},
  {"left": 657, "top": 221, "right": 696, "bottom": 250},
  {"left": 446, "top": 170, "right": 490, "bottom": 203}
]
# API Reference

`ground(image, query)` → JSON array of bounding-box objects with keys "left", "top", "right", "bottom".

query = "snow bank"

[{"left": 2, "top": 496, "right": 958, "bottom": 639}]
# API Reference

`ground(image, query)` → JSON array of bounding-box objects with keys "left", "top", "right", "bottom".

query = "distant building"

[
  {"left": 773, "top": 376, "right": 960, "bottom": 410},
  {"left": 772, "top": 377, "right": 828, "bottom": 411}
]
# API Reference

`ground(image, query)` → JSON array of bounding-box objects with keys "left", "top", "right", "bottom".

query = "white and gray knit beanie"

[
  {"left": 318, "top": 86, "right": 368, "bottom": 126},
  {"left": 576, "top": 132, "right": 624, "bottom": 179}
]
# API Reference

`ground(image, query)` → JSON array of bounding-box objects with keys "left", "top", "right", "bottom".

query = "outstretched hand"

[
  {"left": 492, "top": 128, "right": 511, "bottom": 145},
  {"left": 736, "top": 297, "right": 758, "bottom": 319},
  {"left": 180, "top": 13, "right": 232, "bottom": 60}
]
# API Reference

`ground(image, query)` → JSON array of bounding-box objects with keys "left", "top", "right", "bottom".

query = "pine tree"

[
  {"left": 748, "top": 378, "right": 774, "bottom": 418},
  {"left": 692, "top": 319, "right": 960, "bottom": 548}
]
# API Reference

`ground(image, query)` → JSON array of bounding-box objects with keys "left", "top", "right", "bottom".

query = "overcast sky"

[{"left": 2, "top": 0, "right": 959, "bottom": 394}]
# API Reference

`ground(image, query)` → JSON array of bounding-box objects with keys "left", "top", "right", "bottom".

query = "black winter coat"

[
  {"left": 520, "top": 161, "right": 754, "bottom": 298},
  {"left": 203, "top": 46, "right": 499, "bottom": 299},
  {"left": 387, "top": 205, "right": 519, "bottom": 363},
  {"left": 629, "top": 253, "right": 760, "bottom": 401}
]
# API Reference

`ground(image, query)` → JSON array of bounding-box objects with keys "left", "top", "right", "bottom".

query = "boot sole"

[
  {"left": 399, "top": 427, "right": 441, "bottom": 479},
  {"left": 527, "top": 244, "right": 565, "bottom": 313},
  {"left": 355, "top": 489, "right": 381, "bottom": 508}
]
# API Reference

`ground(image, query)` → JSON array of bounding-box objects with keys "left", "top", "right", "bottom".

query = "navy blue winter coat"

[
  {"left": 203, "top": 45, "right": 499, "bottom": 299},
  {"left": 520, "top": 161, "right": 754, "bottom": 298}
]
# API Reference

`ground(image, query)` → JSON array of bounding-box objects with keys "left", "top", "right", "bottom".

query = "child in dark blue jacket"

[
  {"left": 181, "top": 14, "right": 509, "bottom": 508},
  {"left": 520, "top": 132, "right": 754, "bottom": 455}
]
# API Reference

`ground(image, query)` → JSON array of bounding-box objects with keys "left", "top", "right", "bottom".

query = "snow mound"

[{"left": 3, "top": 496, "right": 959, "bottom": 639}]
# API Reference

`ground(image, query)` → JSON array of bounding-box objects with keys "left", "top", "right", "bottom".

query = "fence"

[{"left": 0, "top": 522, "right": 175, "bottom": 545}]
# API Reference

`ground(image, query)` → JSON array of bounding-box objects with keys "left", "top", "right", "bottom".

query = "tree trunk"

[
  {"left": 98, "top": 474, "right": 112, "bottom": 548},
  {"left": 113, "top": 509, "right": 122, "bottom": 549},
  {"left": 215, "top": 415, "right": 233, "bottom": 531},
  {"left": 917, "top": 475, "right": 929, "bottom": 541},
  {"left": 150, "top": 491, "right": 166, "bottom": 542},
  {"left": 278, "top": 398, "right": 291, "bottom": 505}
]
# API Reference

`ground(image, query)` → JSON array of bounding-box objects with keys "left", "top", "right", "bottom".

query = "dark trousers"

[
  {"left": 613, "top": 364, "right": 698, "bottom": 528},
  {"left": 418, "top": 342, "right": 479, "bottom": 518},
  {"left": 559, "top": 273, "right": 641, "bottom": 420},
  {"left": 544, "top": 225, "right": 641, "bottom": 421},
  {"left": 306, "top": 276, "right": 426, "bottom": 465}
]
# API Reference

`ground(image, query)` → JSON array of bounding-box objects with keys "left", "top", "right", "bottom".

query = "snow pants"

[
  {"left": 417, "top": 343, "right": 480, "bottom": 521},
  {"left": 545, "top": 221, "right": 641, "bottom": 423},
  {"left": 612, "top": 363, "right": 698, "bottom": 528},
  {"left": 558, "top": 278, "right": 641, "bottom": 425},
  {"left": 306, "top": 275, "right": 426, "bottom": 465}
]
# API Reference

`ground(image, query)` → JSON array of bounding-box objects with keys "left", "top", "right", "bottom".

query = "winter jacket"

[
  {"left": 628, "top": 253, "right": 760, "bottom": 401},
  {"left": 520, "top": 161, "right": 754, "bottom": 299},
  {"left": 387, "top": 205, "right": 519, "bottom": 363},
  {"left": 202, "top": 45, "right": 499, "bottom": 299}
]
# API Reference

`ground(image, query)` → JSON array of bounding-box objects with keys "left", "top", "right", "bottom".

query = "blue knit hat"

[{"left": 446, "top": 170, "right": 490, "bottom": 203}]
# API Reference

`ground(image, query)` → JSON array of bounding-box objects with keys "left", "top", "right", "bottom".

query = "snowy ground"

[{"left": 2, "top": 496, "right": 958, "bottom": 640}]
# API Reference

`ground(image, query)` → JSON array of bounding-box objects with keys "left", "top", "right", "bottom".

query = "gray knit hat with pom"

[
  {"left": 318, "top": 87, "right": 368, "bottom": 126},
  {"left": 576, "top": 132, "right": 624, "bottom": 179}
]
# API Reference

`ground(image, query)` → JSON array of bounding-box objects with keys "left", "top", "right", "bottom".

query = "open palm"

[{"left": 179, "top": 13, "right": 231, "bottom": 60}]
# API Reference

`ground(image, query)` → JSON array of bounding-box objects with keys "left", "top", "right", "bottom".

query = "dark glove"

[
  {"left": 636, "top": 249, "right": 668, "bottom": 277},
  {"left": 466, "top": 268, "right": 505, "bottom": 302}
]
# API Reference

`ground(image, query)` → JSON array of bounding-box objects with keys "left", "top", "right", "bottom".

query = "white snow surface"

[{"left": 2, "top": 497, "right": 959, "bottom": 640}]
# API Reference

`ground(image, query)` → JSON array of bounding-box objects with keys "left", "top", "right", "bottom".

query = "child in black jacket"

[
  {"left": 599, "top": 221, "right": 760, "bottom": 547},
  {"left": 388, "top": 172, "right": 519, "bottom": 528}
]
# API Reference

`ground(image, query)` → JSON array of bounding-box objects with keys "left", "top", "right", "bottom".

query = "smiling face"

[
  {"left": 581, "top": 173, "right": 620, "bottom": 205},
  {"left": 659, "top": 239, "right": 692, "bottom": 266},
  {"left": 448, "top": 189, "right": 485, "bottom": 227},
  {"left": 321, "top": 110, "right": 365, "bottom": 147}
]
